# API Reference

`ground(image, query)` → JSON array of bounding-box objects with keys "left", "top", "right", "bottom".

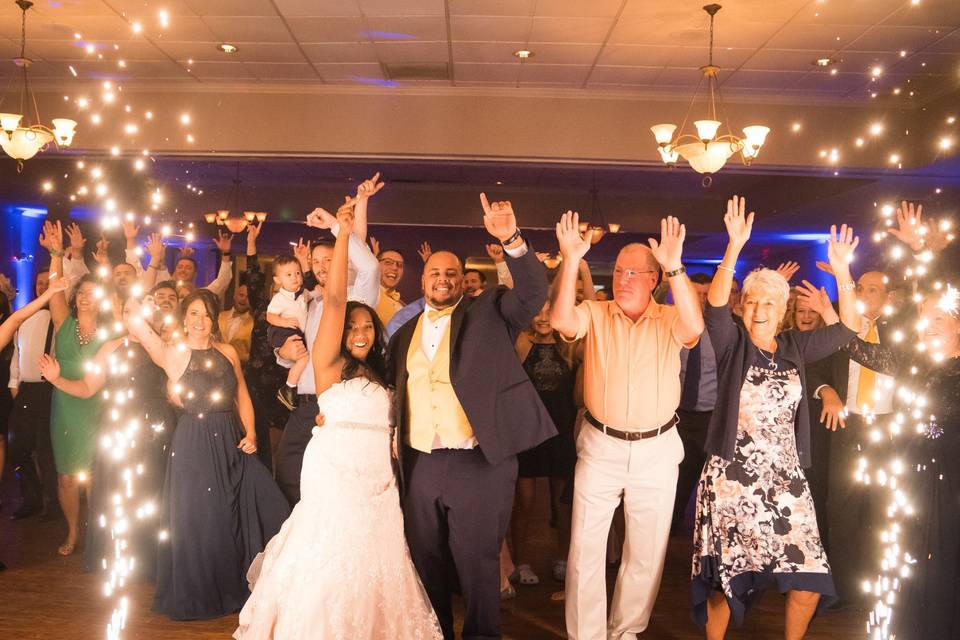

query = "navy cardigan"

[{"left": 704, "top": 301, "right": 856, "bottom": 468}]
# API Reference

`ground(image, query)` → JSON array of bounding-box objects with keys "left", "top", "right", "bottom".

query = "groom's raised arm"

[{"left": 479, "top": 193, "right": 548, "bottom": 332}]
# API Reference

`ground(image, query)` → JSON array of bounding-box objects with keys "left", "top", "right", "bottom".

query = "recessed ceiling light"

[
  {"left": 813, "top": 57, "right": 835, "bottom": 67},
  {"left": 218, "top": 43, "right": 238, "bottom": 53},
  {"left": 513, "top": 50, "right": 533, "bottom": 60}
]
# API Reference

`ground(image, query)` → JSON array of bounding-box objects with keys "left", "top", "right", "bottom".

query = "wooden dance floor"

[{"left": 0, "top": 475, "right": 863, "bottom": 639}]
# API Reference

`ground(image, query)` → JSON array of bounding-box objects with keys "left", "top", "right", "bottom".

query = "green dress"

[{"left": 50, "top": 315, "right": 105, "bottom": 475}]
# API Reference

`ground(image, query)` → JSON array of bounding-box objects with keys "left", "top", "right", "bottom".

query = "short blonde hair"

[{"left": 742, "top": 268, "right": 790, "bottom": 310}]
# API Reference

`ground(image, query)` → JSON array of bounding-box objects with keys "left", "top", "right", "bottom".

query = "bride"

[{"left": 235, "top": 202, "right": 442, "bottom": 639}]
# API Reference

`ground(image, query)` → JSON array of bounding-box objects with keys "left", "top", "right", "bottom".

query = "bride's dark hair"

[{"left": 340, "top": 301, "right": 387, "bottom": 387}]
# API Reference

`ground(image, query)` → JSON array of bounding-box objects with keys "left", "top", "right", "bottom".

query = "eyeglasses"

[
  {"left": 613, "top": 267, "right": 657, "bottom": 280},
  {"left": 379, "top": 258, "right": 404, "bottom": 269}
]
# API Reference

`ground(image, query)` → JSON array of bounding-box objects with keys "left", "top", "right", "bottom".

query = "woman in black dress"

[
  {"left": 128, "top": 288, "right": 289, "bottom": 620},
  {"left": 895, "top": 294, "right": 960, "bottom": 638},
  {"left": 39, "top": 296, "right": 176, "bottom": 575},
  {"left": 510, "top": 301, "right": 581, "bottom": 585}
]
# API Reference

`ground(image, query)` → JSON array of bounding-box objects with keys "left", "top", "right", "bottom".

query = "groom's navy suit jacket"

[{"left": 387, "top": 246, "right": 557, "bottom": 483}]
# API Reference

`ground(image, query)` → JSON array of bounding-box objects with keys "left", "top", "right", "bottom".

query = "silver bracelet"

[
  {"left": 838, "top": 282, "right": 855, "bottom": 291},
  {"left": 717, "top": 265, "right": 735, "bottom": 274}
]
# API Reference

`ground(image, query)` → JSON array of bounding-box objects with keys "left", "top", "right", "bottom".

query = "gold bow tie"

[
  {"left": 386, "top": 288, "right": 401, "bottom": 302},
  {"left": 427, "top": 307, "right": 455, "bottom": 322}
]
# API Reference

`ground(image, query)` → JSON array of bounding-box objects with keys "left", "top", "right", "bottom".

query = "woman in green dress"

[{"left": 40, "top": 221, "right": 107, "bottom": 556}]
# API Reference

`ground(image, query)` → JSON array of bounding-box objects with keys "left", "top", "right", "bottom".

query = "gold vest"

[{"left": 405, "top": 313, "right": 475, "bottom": 452}]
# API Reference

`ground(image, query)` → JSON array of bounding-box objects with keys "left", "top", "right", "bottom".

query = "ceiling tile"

[
  {"left": 879, "top": 0, "right": 960, "bottom": 28},
  {"left": 764, "top": 22, "right": 870, "bottom": 50},
  {"left": 655, "top": 67, "right": 710, "bottom": 87},
  {"left": 301, "top": 42, "right": 379, "bottom": 63},
  {"left": 521, "top": 43, "right": 600, "bottom": 64},
  {"left": 26, "top": 38, "right": 164, "bottom": 62},
  {"left": 453, "top": 41, "right": 525, "bottom": 63},
  {"left": 12, "top": 15, "right": 136, "bottom": 41},
  {"left": 187, "top": 60, "right": 256, "bottom": 79},
  {"left": 363, "top": 17, "right": 448, "bottom": 41},
  {"left": 182, "top": 0, "right": 278, "bottom": 17},
  {"left": 154, "top": 40, "right": 233, "bottom": 62},
  {"left": 243, "top": 62, "right": 320, "bottom": 80},
  {"left": 455, "top": 62, "right": 521, "bottom": 82},
  {"left": 148, "top": 16, "right": 221, "bottom": 41},
  {"left": 201, "top": 16, "right": 293, "bottom": 43},
  {"left": 272, "top": 0, "right": 362, "bottom": 17},
  {"left": 846, "top": 25, "right": 951, "bottom": 52},
  {"left": 895, "top": 53, "right": 960, "bottom": 76},
  {"left": 609, "top": 16, "right": 709, "bottom": 46},
  {"left": 448, "top": 0, "right": 537, "bottom": 17},
  {"left": 741, "top": 48, "right": 831, "bottom": 72},
  {"left": 450, "top": 16, "right": 533, "bottom": 41},
  {"left": 357, "top": 0, "right": 444, "bottom": 17},
  {"left": 517, "top": 63, "right": 590, "bottom": 84},
  {"left": 229, "top": 43, "right": 305, "bottom": 63},
  {"left": 586, "top": 65, "right": 661, "bottom": 85},
  {"left": 312, "top": 62, "right": 386, "bottom": 81},
  {"left": 790, "top": 1, "right": 899, "bottom": 26},
  {"left": 286, "top": 17, "right": 367, "bottom": 42},
  {"left": 923, "top": 29, "right": 960, "bottom": 53},
  {"left": 529, "top": 17, "right": 613, "bottom": 44},
  {"left": 374, "top": 41, "right": 449, "bottom": 63},
  {"left": 721, "top": 69, "right": 803, "bottom": 90},
  {"left": 533, "top": 0, "right": 624, "bottom": 19}
]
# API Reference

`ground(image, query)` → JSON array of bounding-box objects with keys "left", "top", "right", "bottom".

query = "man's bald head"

[{"left": 857, "top": 270, "right": 889, "bottom": 318}]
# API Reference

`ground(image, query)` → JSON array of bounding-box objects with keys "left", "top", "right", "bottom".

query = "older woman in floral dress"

[{"left": 691, "top": 196, "right": 861, "bottom": 640}]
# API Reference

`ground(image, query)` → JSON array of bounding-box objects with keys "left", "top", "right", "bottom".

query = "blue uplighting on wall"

[
  {"left": 349, "top": 76, "right": 401, "bottom": 87},
  {"left": 3, "top": 204, "right": 47, "bottom": 309}
]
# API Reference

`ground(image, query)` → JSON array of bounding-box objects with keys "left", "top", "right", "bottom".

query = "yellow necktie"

[
  {"left": 427, "top": 307, "right": 454, "bottom": 323},
  {"left": 855, "top": 319, "right": 880, "bottom": 410}
]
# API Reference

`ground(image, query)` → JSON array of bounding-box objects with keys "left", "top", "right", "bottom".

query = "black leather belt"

[
  {"left": 584, "top": 411, "right": 678, "bottom": 441},
  {"left": 299, "top": 394, "right": 317, "bottom": 403}
]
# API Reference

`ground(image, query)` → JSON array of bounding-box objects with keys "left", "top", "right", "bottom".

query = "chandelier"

[
  {"left": 0, "top": 0, "right": 77, "bottom": 171},
  {"left": 577, "top": 172, "right": 621, "bottom": 245},
  {"left": 202, "top": 162, "right": 268, "bottom": 233},
  {"left": 649, "top": 4, "right": 769, "bottom": 174}
]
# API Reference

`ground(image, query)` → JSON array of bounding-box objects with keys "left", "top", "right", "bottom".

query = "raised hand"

[
  {"left": 369, "top": 236, "right": 380, "bottom": 257},
  {"left": 335, "top": 200, "right": 355, "bottom": 236},
  {"left": 888, "top": 201, "right": 924, "bottom": 251},
  {"left": 827, "top": 224, "right": 859, "bottom": 270},
  {"left": 92, "top": 237, "right": 110, "bottom": 266},
  {"left": 417, "top": 241, "right": 432, "bottom": 263},
  {"left": 293, "top": 238, "right": 311, "bottom": 271},
  {"left": 46, "top": 276, "right": 69, "bottom": 296},
  {"left": 147, "top": 232, "right": 164, "bottom": 262},
  {"left": 555, "top": 211, "right": 592, "bottom": 261},
  {"left": 38, "top": 354, "right": 61, "bottom": 382},
  {"left": 815, "top": 260, "right": 834, "bottom": 276},
  {"left": 647, "top": 216, "right": 686, "bottom": 271},
  {"left": 775, "top": 261, "right": 800, "bottom": 283},
  {"left": 213, "top": 230, "right": 233, "bottom": 254},
  {"left": 122, "top": 218, "right": 140, "bottom": 246},
  {"left": 795, "top": 279, "right": 838, "bottom": 322},
  {"left": 356, "top": 171, "right": 385, "bottom": 200},
  {"left": 247, "top": 220, "right": 263, "bottom": 248},
  {"left": 305, "top": 207, "right": 336, "bottom": 230},
  {"left": 65, "top": 222, "right": 86, "bottom": 252},
  {"left": 723, "top": 195, "right": 754, "bottom": 248},
  {"left": 39, "top": 220, "right": 63, "bottom": 254},
  {"left": 0, "top": 273, "right": 14, "bottom": 300},
  {"left": 181, "top": 246, "right": 195, "bottom": 260},
  {"left": 485, "top": 243, "right": 506, "bottom": 263},
  {"left": 480, "top": 193, "right": 518, "bottom": 244}
]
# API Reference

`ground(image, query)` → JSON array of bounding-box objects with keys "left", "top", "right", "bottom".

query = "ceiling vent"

[{"left": 385, "top": 63, "right": 451, "bottom": 81}]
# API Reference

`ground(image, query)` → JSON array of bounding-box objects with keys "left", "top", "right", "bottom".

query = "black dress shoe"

[
  {"left": 10, "top": 503, "right": 41, "bottom": 520},
  {"left": 276, "top": 385, "right": 298, "bottom": 411}
]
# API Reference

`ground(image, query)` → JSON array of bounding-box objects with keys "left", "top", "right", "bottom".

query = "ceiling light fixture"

[
  {"left": 0, "top": 0, "right": 77, "bottom": 171},
  {"left": 217, "top": 43, "right": 238, "bottom": 53},
  {"left": 813, "top": 57, "right": 836, "bottom": 67},
  {"left": 512, "top": 50, "right": 533, "bottom": 60},
  {"left": 650, "top": 4, "right": 769, "bottom": 175},
  {"left": 202, "top": 162, "right": 268, "bottom": 233}
]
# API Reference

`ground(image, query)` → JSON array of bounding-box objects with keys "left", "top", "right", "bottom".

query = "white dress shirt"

[
  {"left": 9, "top": 309, "right": 54, "bottom": 388},
  {"left": 267, "top": 288, "right": 311, "bottom": 331}
]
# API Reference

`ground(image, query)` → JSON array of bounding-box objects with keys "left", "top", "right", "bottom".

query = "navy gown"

[{"left": 153, "top": 347, "right": 290, "bottom": 620}]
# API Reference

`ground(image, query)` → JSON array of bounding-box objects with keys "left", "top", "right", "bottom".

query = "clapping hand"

[
  {"left": 723, "top": 195, "right": 754, "bottom": 248},
  {"left": 647, "top": 216, "right": 686, "bottom": 271},
  {"left": 356, "top": 171, "right": 385, "bottom": 200},
  {"left": 480, "top": 193, "right": 519, "bottom": 244},
  {"left": 555, "top": 211, "right": 592, "bottom": 261}
]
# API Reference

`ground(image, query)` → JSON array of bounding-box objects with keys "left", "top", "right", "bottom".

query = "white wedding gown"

[{"left": 234, "top": 378, "right": 442, "bottom": 640}]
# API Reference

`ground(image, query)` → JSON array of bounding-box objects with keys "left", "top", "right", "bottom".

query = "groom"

[{"left": 387, "top": 194, "right": 556, "bottom": 640}]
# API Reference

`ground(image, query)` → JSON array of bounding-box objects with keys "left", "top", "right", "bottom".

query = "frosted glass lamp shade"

[
  {"left": 742, "top": 125, "right": 770, "bottom": 158},
  {"left": 675, "top": 140, "right": 738, "bottom": 174},
  {"left": 51, "top": 118, "right": 77, "bottom": 146},
  {"left": 0, "top": 113, "right": 23, "bottom": 133},
  {"left": 204, "top": 213, "right": 218, "bottom": 224},
  {"left": 693, "top": 119, "right": 721, "bottom": 142},
  {"left": 650, "top": 123, "right": 677, "bottom": 146},
  {"left": 658, "top": 146, "right": 679, "bottom": 164},
  {"left": 0, "top": 127, "right": 53, "bottom": 160}
]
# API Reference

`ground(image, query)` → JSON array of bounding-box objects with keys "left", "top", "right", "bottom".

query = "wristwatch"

[{"left": 665, "top": 265, "right": 686, "bottom": 278}]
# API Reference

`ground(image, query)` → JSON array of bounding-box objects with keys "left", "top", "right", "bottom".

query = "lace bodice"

[{"left": 173, "top": 347, "right": 238, "bottom": 414}]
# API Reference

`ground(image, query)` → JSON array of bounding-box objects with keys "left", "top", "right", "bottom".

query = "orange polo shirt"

[{"left": 570, "top": 299, "right": 695, "bottom": 431}]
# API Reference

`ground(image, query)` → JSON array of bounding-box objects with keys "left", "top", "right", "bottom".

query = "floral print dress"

[{"left": 691, "top": 350, "right": 836, "bottom": 626}]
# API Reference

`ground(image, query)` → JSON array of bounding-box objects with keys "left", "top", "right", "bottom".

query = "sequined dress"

[
  {"left": 234, "top": 377, "right": 442, "bottom": 640},
  {"left": 153, "top": 347, "right": 289, "bottom": 621}
]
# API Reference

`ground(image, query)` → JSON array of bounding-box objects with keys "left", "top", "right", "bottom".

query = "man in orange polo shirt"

[{"left": 551, "top": 212, "right": 704, "bottom": 640}]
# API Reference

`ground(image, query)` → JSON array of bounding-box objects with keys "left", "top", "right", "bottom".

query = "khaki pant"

[{"left": 565, "top": 419, "right": 683, "bottom": 640}]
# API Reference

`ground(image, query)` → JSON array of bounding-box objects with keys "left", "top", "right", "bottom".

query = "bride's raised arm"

[{"left": 311, "top": 199, "right": 355, "bottom": 394}]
